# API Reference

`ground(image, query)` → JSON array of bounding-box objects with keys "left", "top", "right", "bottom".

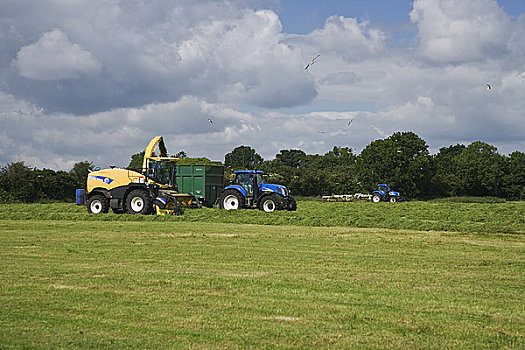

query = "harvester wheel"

[
  {"left": 87, "top": 195, "right": 109, "bottom": 214},
  {"left": 259, "top": 194, "right": 280, "bottom": 212},
  {"left": 219, "top": 190, "right": 244, "bottom": 210},
  {"left": 287, "top": 195, "right": 297, "bottom": 211},
  {"left": 372, "top": 194, "right": 381, "bottom": 203},
  {"left": 125, "top": 190, "right": 153, "bottom": 215}
]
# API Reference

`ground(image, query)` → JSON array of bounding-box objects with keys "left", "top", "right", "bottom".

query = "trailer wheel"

[
  {"left": 287, "top": 195, "right": 297, "bottom": 211},
  {"left": 219, "top": 190, "right": 244, "bottom": 210},
  {"left": 87, "top": 194, "right": 109, "bottom": 214},
  {"left": 372, "top": 194, "right": 381, "bottom": 203},
  {"left": 125, "top": 190, "right": 153, "bottom": 215},
  {"left": 259, "top": 194, "right": 280, "bottom": 212}
]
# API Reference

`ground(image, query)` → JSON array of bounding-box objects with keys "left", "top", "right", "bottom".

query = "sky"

[{"left": 1, "top": 0, "right": 525, "bottom": 170}]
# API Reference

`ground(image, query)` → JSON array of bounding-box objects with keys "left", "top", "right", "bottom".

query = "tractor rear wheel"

[
  {"left": 125, "top": 190, "right": 153, "bottom": 215},
  {"left": 372, "top": 194, "right": 381, "bottom": 203},
  {"left": 219, "top": 190, "right": 244, "bottom": 210},
  {"left": 259, "top": 194, "right": 281, "bottom": 212},
  {"left": 87, "top": 194, "right": 109, "bottom": 214}
]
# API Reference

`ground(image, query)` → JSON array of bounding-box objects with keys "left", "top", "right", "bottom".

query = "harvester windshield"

[{"left": 146, "top": 159, "right": 177, "bottom": 188}]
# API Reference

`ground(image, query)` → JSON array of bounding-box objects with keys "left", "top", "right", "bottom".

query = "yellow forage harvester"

[{"left": 81, "top": 136, "right": 198, "bottom": 215}]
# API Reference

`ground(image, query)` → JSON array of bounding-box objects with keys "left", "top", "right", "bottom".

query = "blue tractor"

[
  {"left": 371, "top": 184, "right": 403, "bottom": 203},
  {"left": 218, "top": 170, "right": 297, "bottom": 212}
]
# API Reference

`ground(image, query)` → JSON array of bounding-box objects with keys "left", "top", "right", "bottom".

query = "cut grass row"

[
  {"left": 0, "top": 220, "right": 524, "bottom": 349},
  {"left": 1, "top": 200, "right": 524, "bottom": 234}
]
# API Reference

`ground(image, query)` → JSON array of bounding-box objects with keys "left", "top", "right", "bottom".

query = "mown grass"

[
  {"left": 1, "top": 200, "right": 524, "bottom": 234},
  {"left": 0, "top": 219, "right": 523, "bottom": 349}
]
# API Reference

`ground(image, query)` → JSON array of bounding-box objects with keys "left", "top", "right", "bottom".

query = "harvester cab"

[
  {"left": 140, "top": 136, "right": 199, "bottom": 209},
  {"left": 218, "top": 170, "right": 297, "bottom": 212},
  {"left": 371, "top": 184, "right": 403, "bottom": 203}
]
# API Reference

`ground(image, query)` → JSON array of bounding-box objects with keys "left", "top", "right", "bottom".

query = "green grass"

[
  {"left": 0, "top": 202, "right": 524, "bottom": 348},
  {"left": 429, "top": 196, "right": 507, "bottom": 203},
  {"left": 1, "top": 200, "right": 524, "bottom": 234}
]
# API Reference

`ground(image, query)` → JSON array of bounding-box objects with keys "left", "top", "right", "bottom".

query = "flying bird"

[
  {"left": 486, "top": 84, "right": 492, "bottom": 90},
  {"left": 305, "top": 54, "right": 320, "bottom": 70},
  {"left": 347, "top": 119, "right": 353, "bottom": 126},
  {"left": 208, "top": 118, "right": 213, "bottom": 123}
]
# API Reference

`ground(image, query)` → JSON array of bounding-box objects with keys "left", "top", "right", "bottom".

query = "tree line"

[
  {"left": 224, "top": 132, "right": 525, "bottom": 200},
  {"left": 1, "top": 131, "right": 524, "bottom": 203}
]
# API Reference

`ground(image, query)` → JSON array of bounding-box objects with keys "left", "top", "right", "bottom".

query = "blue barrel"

[{"left": 75, "top": 189, "right": 85, "bottom": 205}]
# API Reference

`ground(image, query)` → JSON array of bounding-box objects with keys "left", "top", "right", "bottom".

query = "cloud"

[
  {"left": 1, "top": 0, "right": 525, "bottom": 171},
  {"left": 410, "top": 0, "right": 511, "bottom": 62},
  {"left": 2, "top": 1, "right": 317, "bottom": 114},
  {"left": 13, "top": 28, "right": 100, "bottom": 80},
  {"left": 284, "top": 15, "right": 387, "bottom": 61}
]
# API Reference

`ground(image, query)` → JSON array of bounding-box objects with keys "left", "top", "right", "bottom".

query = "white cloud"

[
  {"left": 284, "top": 15, "right": 387, "bottom": 62},
  {"left": 13, "top": 28, "right": 100, "bottom": 80},
  {"left": 410, "top": 0, "right": 511, "bottom": 62},
  {"left": 1, "top": 0, "right": 525, "bottom": 171}
]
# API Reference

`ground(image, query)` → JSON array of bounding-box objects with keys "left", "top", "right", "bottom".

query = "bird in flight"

[
  {"left": 305, "top": 54, "right": 320, "bottom": 70},
  {"left": 208, "top": 118, "right": 213, "bottom": 123},
  {"left": 487, "top": 84, "right": 492, "bottom": 90},
  {"left": 347, "top": 119, "right": 353, "bottom": 126}
]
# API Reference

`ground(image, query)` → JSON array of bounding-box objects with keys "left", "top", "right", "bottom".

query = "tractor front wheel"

[
  {"left": 372, "top": 194, "right": 381, "bottom": 203},
  {"left": 259, "top": 195, "right": 281, "bottom": 212},
  {"left": 87, "top": 194, "right": 109, "bottom": 214},
  {"left": 219, "top": 190, "right": 244, "bottom": 210},
  {"left": 287, "top": 195, "right": 297, "bottom": 211},
  {"left": 390, "top": 197, "right": 397, "bottom": 203},
  {"left": 125, "top": 190, "right": 153, "bottom": 215}
]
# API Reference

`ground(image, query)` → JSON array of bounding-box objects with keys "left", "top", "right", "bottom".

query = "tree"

[
  {"left": 275, "top": 149, "right": 306, "bottom": 168},
  {"left": 175, "top": 150, "right": 188, "bottom": 159},
  {"left": 354, "top": 132, "right": 433, "bottom": 198},
  {"left": 128, "top": 151, "right": 145, "bottom": 170},
  {"left": 69, "top": 161, "right": 94, "bottom": 189},
  {"left": 503, "top": 151, "right": 525, "bottom": 200},
  {"left": 0, "top": 161, "right": 38, "bottom": 202},
  {"left": 36, "top": 168, "right": 77, "bottom": 201},
  {"left": 452, "top": 141, "right": 506, "bottom": 197},
  {"left": 504, "top": 151, "right": 525, "bottom": 200},
  {"left": 224, "top": 146, "right": 263, "bottom": 170},
  {"left": 433, "top": 144, "right": 466, "bottom": 197}
]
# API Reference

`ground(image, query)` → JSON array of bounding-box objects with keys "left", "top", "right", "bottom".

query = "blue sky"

[
  {"left": 272, "top": 0, "right": 525, "bottom": 33},
  {"left": 268, "top": 0, "right": 414, "bottom": 33},
  {"left": 1, "top": 0, "right": 525, "bottom": 169}
]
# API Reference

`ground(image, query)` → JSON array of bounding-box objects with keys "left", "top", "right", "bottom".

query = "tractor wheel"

[
  {"left": 125, "top": 190, "right": 153, "bottom": 215},
  {"left": 372, "top": 194, "right": 381, "bottom": 203},
  {"left": 287, "top": 195, "right": 297, "bottom": 211},
  {"left": 218, "top": 190, "right": 244, "bottom": 210},
  {"left": 259, "top": 194, "right": 281, "bottom": 212},
  {"left": 390, "top": 197, "right": 397, "bottom": 203},
  {"left": 87, "top": 194, "right": 109, "bottom": 214}
]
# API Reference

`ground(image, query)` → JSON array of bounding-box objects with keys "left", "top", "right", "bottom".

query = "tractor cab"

[
  {"left": 377, "top": 184, "right": 391, "bottom": 194},
  {"left": 231, "top": 170, "right": 263, "bottom": 196}
]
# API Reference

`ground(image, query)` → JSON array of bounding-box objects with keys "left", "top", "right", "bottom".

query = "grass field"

[{"left": 0, "top": 201, "right": 524, "bottom": 349}]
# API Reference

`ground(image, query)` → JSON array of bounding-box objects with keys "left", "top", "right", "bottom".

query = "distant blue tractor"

[
  {"left": 371, "top": 184, "right": 404, "bottom": 203},
  {"left": 218, "top": 170, "right": 297, "bottom": 212}
]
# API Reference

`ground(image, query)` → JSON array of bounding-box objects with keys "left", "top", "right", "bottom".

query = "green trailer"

[{"left": 176, "top": 165, "right": 224, "bottom": 207}]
